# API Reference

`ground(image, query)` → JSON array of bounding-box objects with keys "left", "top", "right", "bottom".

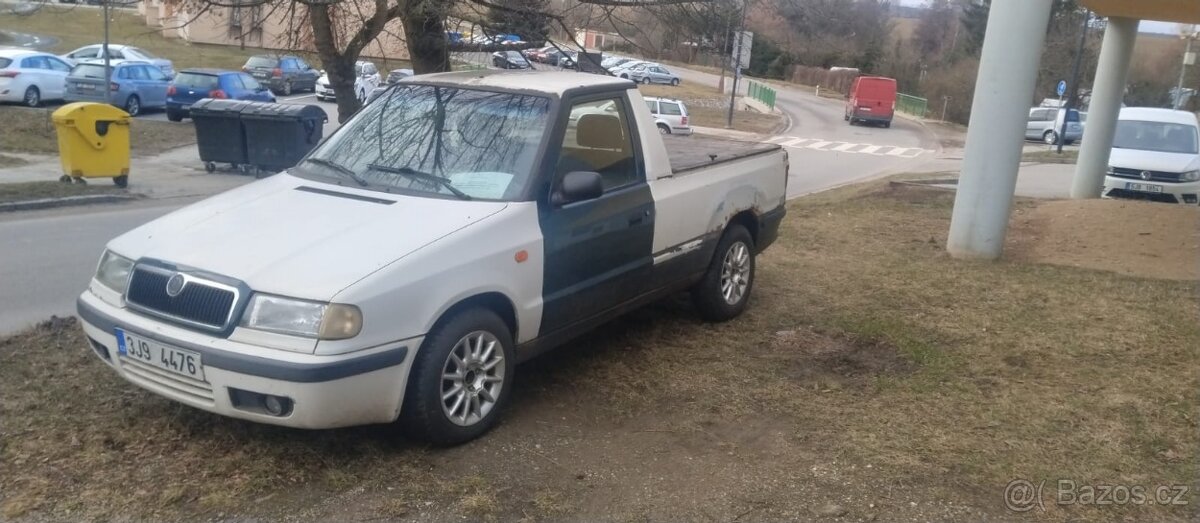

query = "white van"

[{"left": 1102, "top": 107, "right": 1200, "bottom": 205}]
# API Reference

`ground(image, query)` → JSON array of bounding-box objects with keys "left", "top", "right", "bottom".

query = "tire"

[
  {"left": 1043, "top": 130, "right": 1059, "bottom": 145},
  {"left": 124, "top": 95, "right": 140, "bottom": 117},
  {"left": 844, "top": 113, "right": 850, "bottom": 121},
  {"left": 657, "top": 123, "right": 671, "bottom": 135},
  {"left": 692, "top": 224, "right": 756, "bottom": 322},
  {"left": 112, "top": 175, "right": 128, "bottom": 188},
  {"left": 620, "top": 74, "right": 629, "bottom": 79},
  {"left": 23, "top": 86, "right": 40, "bottom": 107},
  {"left": 670, "top": 78, "right": 680, "bottom": 86},
  {"left": 166, "top": 109, "right": 183, "bottom": 122},
  {"left": 641, "top": 77, "right": 650, "bottom": 85},
  {"left": 883, "top": 121, "right": 891, "bottom": 129},
  {"left": 280, "top": 81, "right": 292, "bottom": 96},
  {"left": 204, "top": 162, "right": 216, "bottom": 173},
  {"left": 401, "top": 308, "right": 515, "bottom": 445}
]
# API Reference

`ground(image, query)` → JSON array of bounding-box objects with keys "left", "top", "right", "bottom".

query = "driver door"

[{"left": 537, "top": 95, "right": 655, "bottom": 336}]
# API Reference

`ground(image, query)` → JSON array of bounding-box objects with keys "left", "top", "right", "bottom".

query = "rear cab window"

[
  {"left": 660, "top": 102, "right": 683, "bottom": 116},
  {"left": 246, "top": 56, "right": 277, "bottom": 68}
]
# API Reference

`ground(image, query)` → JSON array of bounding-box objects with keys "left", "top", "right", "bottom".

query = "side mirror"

[{"left": 555, "top": 171, "right": 603, "bottom": 206}]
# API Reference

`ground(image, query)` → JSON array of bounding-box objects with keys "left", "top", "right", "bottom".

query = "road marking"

[
  {"left": 280, "top": 94, "right": 316, "bottom": 101},
  {"left": 769, "top": 135, "right": 934, "bottom": 158}
]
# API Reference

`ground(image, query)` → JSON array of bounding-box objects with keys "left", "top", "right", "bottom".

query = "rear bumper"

[
  {"left": 851, "top": 110, "right": 893, "bottom": 123},
  {"left": 77, "top": 290, "right": 414, "bottom": 429},
  {"left": 316, "top": 83, "right": 333, "bottom": 98}
]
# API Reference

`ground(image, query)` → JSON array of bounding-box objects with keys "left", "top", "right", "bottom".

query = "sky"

[{"left": 896, "top": 0, "right": 1183, "bottom": 34}]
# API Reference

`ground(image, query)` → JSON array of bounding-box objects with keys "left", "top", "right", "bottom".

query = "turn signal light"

[
  {"left": 166, "top": 85, "right": 176, "bottom": 96},
  {"left": 272, "top": 67, "right": 282, "bottom": 78},
  {"left": 210, "top": 89, "right": 228, "bottom": 99}
]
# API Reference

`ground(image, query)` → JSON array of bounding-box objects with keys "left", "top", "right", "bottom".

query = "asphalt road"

[
  {"left": 0, "top": 201, "right": 181, "bottom": 334},
  {"left": 0, "top": 63, "right": 938, "bottom": 335}
]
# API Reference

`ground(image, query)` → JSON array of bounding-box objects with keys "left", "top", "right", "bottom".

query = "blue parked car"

[
  {"left": 64, "top": 61, "right": 171, "bottom": 116},
  {"left": 166, "top": 68, "right": 275, "bottom": 122}
]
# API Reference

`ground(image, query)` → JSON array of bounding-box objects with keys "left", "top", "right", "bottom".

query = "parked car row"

[
  {"left": 1026, "top": 106, "right": 1087, "bottom": 145},
  {"left": 602, "top": 57, "right": 681, "bottom": 86}
]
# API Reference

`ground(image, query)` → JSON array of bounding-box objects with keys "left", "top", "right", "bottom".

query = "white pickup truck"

[{"left": 77, "top": 71, "right": 788, "bottom": 445}]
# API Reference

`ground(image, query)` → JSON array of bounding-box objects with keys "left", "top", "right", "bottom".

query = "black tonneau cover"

[{"left": 663, "top": 134, "right": 781, "bottom": 175}]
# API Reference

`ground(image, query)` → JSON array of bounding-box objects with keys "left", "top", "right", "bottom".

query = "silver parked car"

[
  {"left": 1026, "top": 107, "right": 1085, "bottom": 145},
  {"left": 64, "top": 61, "right": 171, "bottom": 116},
  {"left": 644, "top": 96, "right": 692, "bottom": 135},
  {"left": 62, "top": 44, "right": 175, "bottom": 77},
  {"left": 622, "top": 63, "right": 680, "bottom": 86}
]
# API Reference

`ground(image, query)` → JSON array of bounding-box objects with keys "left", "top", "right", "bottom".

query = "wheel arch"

[
  {"left": 430, "top": 292, "right": 519, "bottom": 342},
  {"left": 727, "top": 210, "right": 760, "bottom": 246}
]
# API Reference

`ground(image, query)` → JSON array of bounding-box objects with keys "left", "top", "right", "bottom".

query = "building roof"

[
  {"left": 405, "top": 70, "right": 634, "bottom": 96},
  {"left": 1119, "top": 107, "right": 1200, "bottom": 125}
]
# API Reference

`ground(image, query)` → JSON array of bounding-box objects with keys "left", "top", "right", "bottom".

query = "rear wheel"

[
  {"left": 112, "top": 175, "right": 128, "bottom": 188},
  {"left": 692, "top": 224, "right": 756, "bottom": 322},
  {"left": 670, "top": 78, "right": 680, "bottom": 86},
  {"left": 124, "top": 95, "right": 141, "bottom": 116},
  {"left": 23, "top": 86, "right": 40, "bottom": 107},
  {"left": 401, "top": 308, "right": 515, "bottom": 445},
  {"left": 280, "top": 81, "right": 292, "bottom": 96},
  {"left": 658, "top": 123, "right": 671, "bottom": 135},
  {"left": 641, "top": 77, "right": 650, "bottom": 85},
  {"left": 166, "top": 109, "right": 183, "bottom": 122}
]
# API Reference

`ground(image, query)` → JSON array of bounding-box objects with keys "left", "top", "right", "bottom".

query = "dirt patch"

[
  {"left": 1007, "top": 199, "right": 1200, "bottom": 280},
  {"left": 773, "top": 328, "right": 917, "bottom": 390}
]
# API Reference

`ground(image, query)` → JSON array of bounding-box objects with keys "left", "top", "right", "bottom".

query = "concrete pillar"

[
  {"left": 946, "top": 1, "right": 1053, "bottom": 260},
  {"left": 1071, "top": 17, "right": 1140, "bottom": 199}
]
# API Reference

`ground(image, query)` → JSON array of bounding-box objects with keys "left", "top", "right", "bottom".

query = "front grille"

[
  {"left": 120, "top": 356, "right": 215, "bottom": 405},
  {"left": 126, "top": 267, "right": 237, "bottom": 330},
  {"left": 1110, "top": 167, "right": 1185, "bottom": 183},
  {"left": 1105, "top": 188, "right": 1180, "bottom": 204}
]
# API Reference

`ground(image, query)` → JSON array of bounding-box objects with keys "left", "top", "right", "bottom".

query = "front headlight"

[
  {"left": 1106, "top": 166, "right": 1115, "bottom": 176},
  {"left": 240, "top": 293, "right": 362, "bottom": 340},
  {"left": 95, "top": 250, "right": 134, "bottom": 293},
  {"left": 1180, "top": 170, "right": 1200, "bottom": 182}
]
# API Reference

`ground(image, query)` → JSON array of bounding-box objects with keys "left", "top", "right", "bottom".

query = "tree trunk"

[
  {"left": 309, "top": 4, "right": 361, "bottom": 122},
  {"left": 402, "top": 2, "right": 450, "bottom": 74}
]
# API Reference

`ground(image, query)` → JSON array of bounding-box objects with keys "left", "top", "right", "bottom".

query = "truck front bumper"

[
  {"left": 77, "top": 290, "right": 415, "bottom": 429},
  {"left": 1103, "top": 176, "right": 1200, "bottom": 205}
]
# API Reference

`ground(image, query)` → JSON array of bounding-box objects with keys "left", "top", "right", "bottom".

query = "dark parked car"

[
  {"left": 492, "top": 51, "right": 530, "bottom": 70},
  {"left": 241, "top": 55, "right": 319, "bottom": 96},
  {"left": 165, "top": 68, "right": 275, "bottom": 121}
]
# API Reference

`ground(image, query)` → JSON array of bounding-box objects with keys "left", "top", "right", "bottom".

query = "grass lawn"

[
  {"left": 0, "top": 180, "right": 126, "bottom": 203},
  {"left": 1, "top": 181, "right": 1194, "bottom": 522},
  {"left": 0, "top": 106, "right": 195, "bottom": 157},
  {"left": 0, "top": 7, "right": 412, "bottom": 73},
  {"left": 1024, "top": 148, "right": 1079, "bottom": 164},
  {"left": 0, "top": 153, "right": 27, "bottom": 168},
  {"left": 639, "top": 82, "right": 783, "bottom": 135}
]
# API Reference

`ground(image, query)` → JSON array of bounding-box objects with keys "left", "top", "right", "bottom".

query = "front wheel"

[
  {"left": 670, "top": 78, "right": 680, "bottom": 86},
  {"left": 23, "top": 86, "right": 40, "bottom": 107},
  {"left": 401, "top": 308, "right": 515, "bottom": 445},
  {"left": 280, "top": 81, "right": 292, "bottom": 96},
  {"left": 1043, "top": 130, "right": 1059, "bottom": 145},
  {"left": 692, "top": 224, "right": 756, "bottom": 322},
  {"left": 124, "top": 95, "right": 140, "bottom": 117},
  {"left": 166, "top": 109, "right": 183, "bottom": 122}
]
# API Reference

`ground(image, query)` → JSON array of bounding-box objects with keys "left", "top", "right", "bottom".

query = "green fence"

[
  {"left": 896, "top": 93, "right": 928, "bottom": 118},
  {"left": 747, "top": 81, "right": 777, "bottom": 111}
]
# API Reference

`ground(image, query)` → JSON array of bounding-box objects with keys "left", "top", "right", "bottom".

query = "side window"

[
  {"left": 71, "top": 47, "right": 97, "bottom": 59},
  {"left": 108, "top": 49, "right": 125, "bottom": 60},
  {"left": 131, "top": 66, "right": 151, "bottom": 80},
  {"left": 296, "top": 59, "right": 310, "bottom": 70},
  {"left": 48, "top": 58, "right": 71, "bottom": 72},
  {"left": 239, "top": 73, "right": 260, "bottom": 90},
  {"left": 644, "top": 100, "right": 658, "bottom": 114},
  {"left": 146, "top": 67, "right": 169, "bottom": 81},
  {"left": 556, "top": 98, "right": 639, "bottom": 192},
  {"left": 117, "top": 67, "right": 130, "bottom": 79},
  {"left": 660, "top": 102, "right": 682, "bottom": 116},
  {"left": 22, "top": 56, "right": 47, "bottom": 70}
]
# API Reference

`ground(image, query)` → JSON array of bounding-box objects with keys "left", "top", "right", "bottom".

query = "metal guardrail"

[
  {"left": 747, "top": 80, "right": 776, "bottom": 111},
  {"left": 896, "top": 93, "right": 928, "bottom": 118}
]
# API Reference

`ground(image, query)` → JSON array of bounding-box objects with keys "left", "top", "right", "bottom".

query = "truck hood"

[
  {"left": 108, "top": 174, "right": 508, "bottom": 300},
  {"left": 1109, "top": 148, "right": 1200, "bottom": 173}
]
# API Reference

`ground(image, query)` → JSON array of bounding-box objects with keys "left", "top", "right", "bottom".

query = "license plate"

[
  {"left": 181, "top": 104, "right": 191, "bottom": 111},
  {"left": 115, "top": 328, "right": 205, "bottom": 381},
  {"left": 253, "top": 72, "right": 268, "bottom": 78},
  {"left": 76, "top": 83, "right": 94, "bottom": 90},
  {"left": 1126, "top": 182, "right": 1162, "bottom": 193}
]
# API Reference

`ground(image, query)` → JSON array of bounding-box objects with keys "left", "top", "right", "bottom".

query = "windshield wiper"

[
  {"left": 366, "top": 163, "right": 472, "bottom": 200},
  {"left": 301, "top": 158, "right": 369, "bottom": 187}
]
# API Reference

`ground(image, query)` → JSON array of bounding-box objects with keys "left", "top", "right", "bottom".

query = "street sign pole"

[
  {"left": 103, "top": 0, "right": 111, "bottom": 103},
  {"left": 725, "top": 0, "right": 748, "bottom": 129},
  {"left": 1057, "top": 10, "right": 1089, "bottom": 154}
]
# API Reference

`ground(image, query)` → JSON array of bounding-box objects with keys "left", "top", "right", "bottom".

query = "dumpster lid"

[
  {"left": 51, "top": 102, "right": 131, "bottom": 124},
  {"left": 239, "top": 102, "right": 328, "bottom": 121},
  {"left": 189, "top": 98, "right": 258, "bottom": 114}
]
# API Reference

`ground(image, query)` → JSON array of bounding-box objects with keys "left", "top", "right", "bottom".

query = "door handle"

[{"left": 628, "top": 209, "right": 651, "bottom": 226}]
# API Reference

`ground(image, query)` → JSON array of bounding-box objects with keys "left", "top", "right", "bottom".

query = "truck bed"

[{"left": 663, "top": 134, "right": 782, "bottom": 175}]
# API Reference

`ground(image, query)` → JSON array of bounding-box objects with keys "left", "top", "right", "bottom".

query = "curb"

[{"left": 0, "top": 194, "right": 139, "bottom": 213}]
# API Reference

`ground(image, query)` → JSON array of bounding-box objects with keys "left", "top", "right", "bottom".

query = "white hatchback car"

[
  {"left": 315, "top": 61, "right": 381, "bottom": 103},
  {"left": 644, "top": 96, "right": 692, "bottom": 135},
  {"left": 1103, "top": 107, "right": 1200, "bottom": 205},
  {"left": 0, "top": 49, "right": 72, "bottom": 107},
  {"left": 62, "top": 44, "right": 175, "bottom": 77}
]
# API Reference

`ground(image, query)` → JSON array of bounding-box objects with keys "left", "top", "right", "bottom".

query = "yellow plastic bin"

[{"left": 51, "top": 102, "right": 132, "bottom": 187}]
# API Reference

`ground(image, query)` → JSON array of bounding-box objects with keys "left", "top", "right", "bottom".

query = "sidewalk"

[{"left": 0, "top": 145, "right": 255, "bottom": 199}]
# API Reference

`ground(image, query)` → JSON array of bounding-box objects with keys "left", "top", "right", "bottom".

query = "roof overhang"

[{"left": 1081, "top": 0, "right": 1200, "bottom": 24}]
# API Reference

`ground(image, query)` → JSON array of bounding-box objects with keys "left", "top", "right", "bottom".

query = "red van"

[{"left": 845, "top": 76, "right": 897, "bottom": 128}]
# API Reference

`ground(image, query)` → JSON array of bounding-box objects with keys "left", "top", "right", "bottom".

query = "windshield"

[
  {"left": 173, "top": 72, "right": 219, "bottom": 90},
  {"left": 298, "top": 84, "right": 551, "bottom": 200},
  {"left": 1113, "top": 120, "right": 1199, "bottom": 155}
]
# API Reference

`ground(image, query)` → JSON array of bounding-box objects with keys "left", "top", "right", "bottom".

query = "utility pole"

[
  {"left": 1174, "top": 26, "right": 1198, "bottom": 110},
  {"left": 725, "top": 0, "right": 748, "bottom": 129},
  {"left": 1057, "top": 9, "right": 1090, "bottom": 154},
  {"left": 103, "top": 0, "right": 112, "bottom": 104},
  {"left": 717, "top": 7, "right": 732, "bottom": 96}
]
